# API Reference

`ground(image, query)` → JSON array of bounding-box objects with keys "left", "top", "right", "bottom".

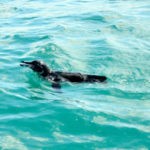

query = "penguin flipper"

[{"left": 51, "top": 82, "right": 61, "bottom": 89}]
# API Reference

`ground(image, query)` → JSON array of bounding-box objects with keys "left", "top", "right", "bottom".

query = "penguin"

[{"left": 20, "top": 60, "right": 107, "bottom": 88}]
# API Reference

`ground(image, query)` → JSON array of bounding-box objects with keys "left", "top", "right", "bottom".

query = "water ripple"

[{"left": 0, "top": 0, "right": 150, "bottom": 149}]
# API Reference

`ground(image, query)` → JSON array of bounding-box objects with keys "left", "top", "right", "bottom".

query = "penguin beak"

[{"left": 20, "top": 61, "right": 33, "bottom": 68}]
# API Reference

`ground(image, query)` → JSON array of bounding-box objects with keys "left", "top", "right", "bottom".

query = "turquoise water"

[{"left": 0, "top": 0, "right": 150, "bottom": 149}]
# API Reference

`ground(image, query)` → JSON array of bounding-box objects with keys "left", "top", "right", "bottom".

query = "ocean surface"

[{"left": 0, "top": 0, "right": 150, "bottom": 149}]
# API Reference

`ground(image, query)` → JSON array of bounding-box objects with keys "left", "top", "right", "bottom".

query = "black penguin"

[{"left": 20, "top": 60, "right": 107, "bottom": 88}]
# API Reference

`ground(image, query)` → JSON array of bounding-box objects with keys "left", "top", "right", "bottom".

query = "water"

[{"left": 0, "top": 0, "right": 150, "bottom": 149}]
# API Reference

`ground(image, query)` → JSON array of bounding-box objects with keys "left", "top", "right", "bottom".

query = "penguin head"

[{"left": 20, "top": 60, "right": 50, "bottom": 77}]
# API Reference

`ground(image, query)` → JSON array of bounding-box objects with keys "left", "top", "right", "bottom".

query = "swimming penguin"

[{"left": 20, "top": 60, "right": 107, "bottom": 88}]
